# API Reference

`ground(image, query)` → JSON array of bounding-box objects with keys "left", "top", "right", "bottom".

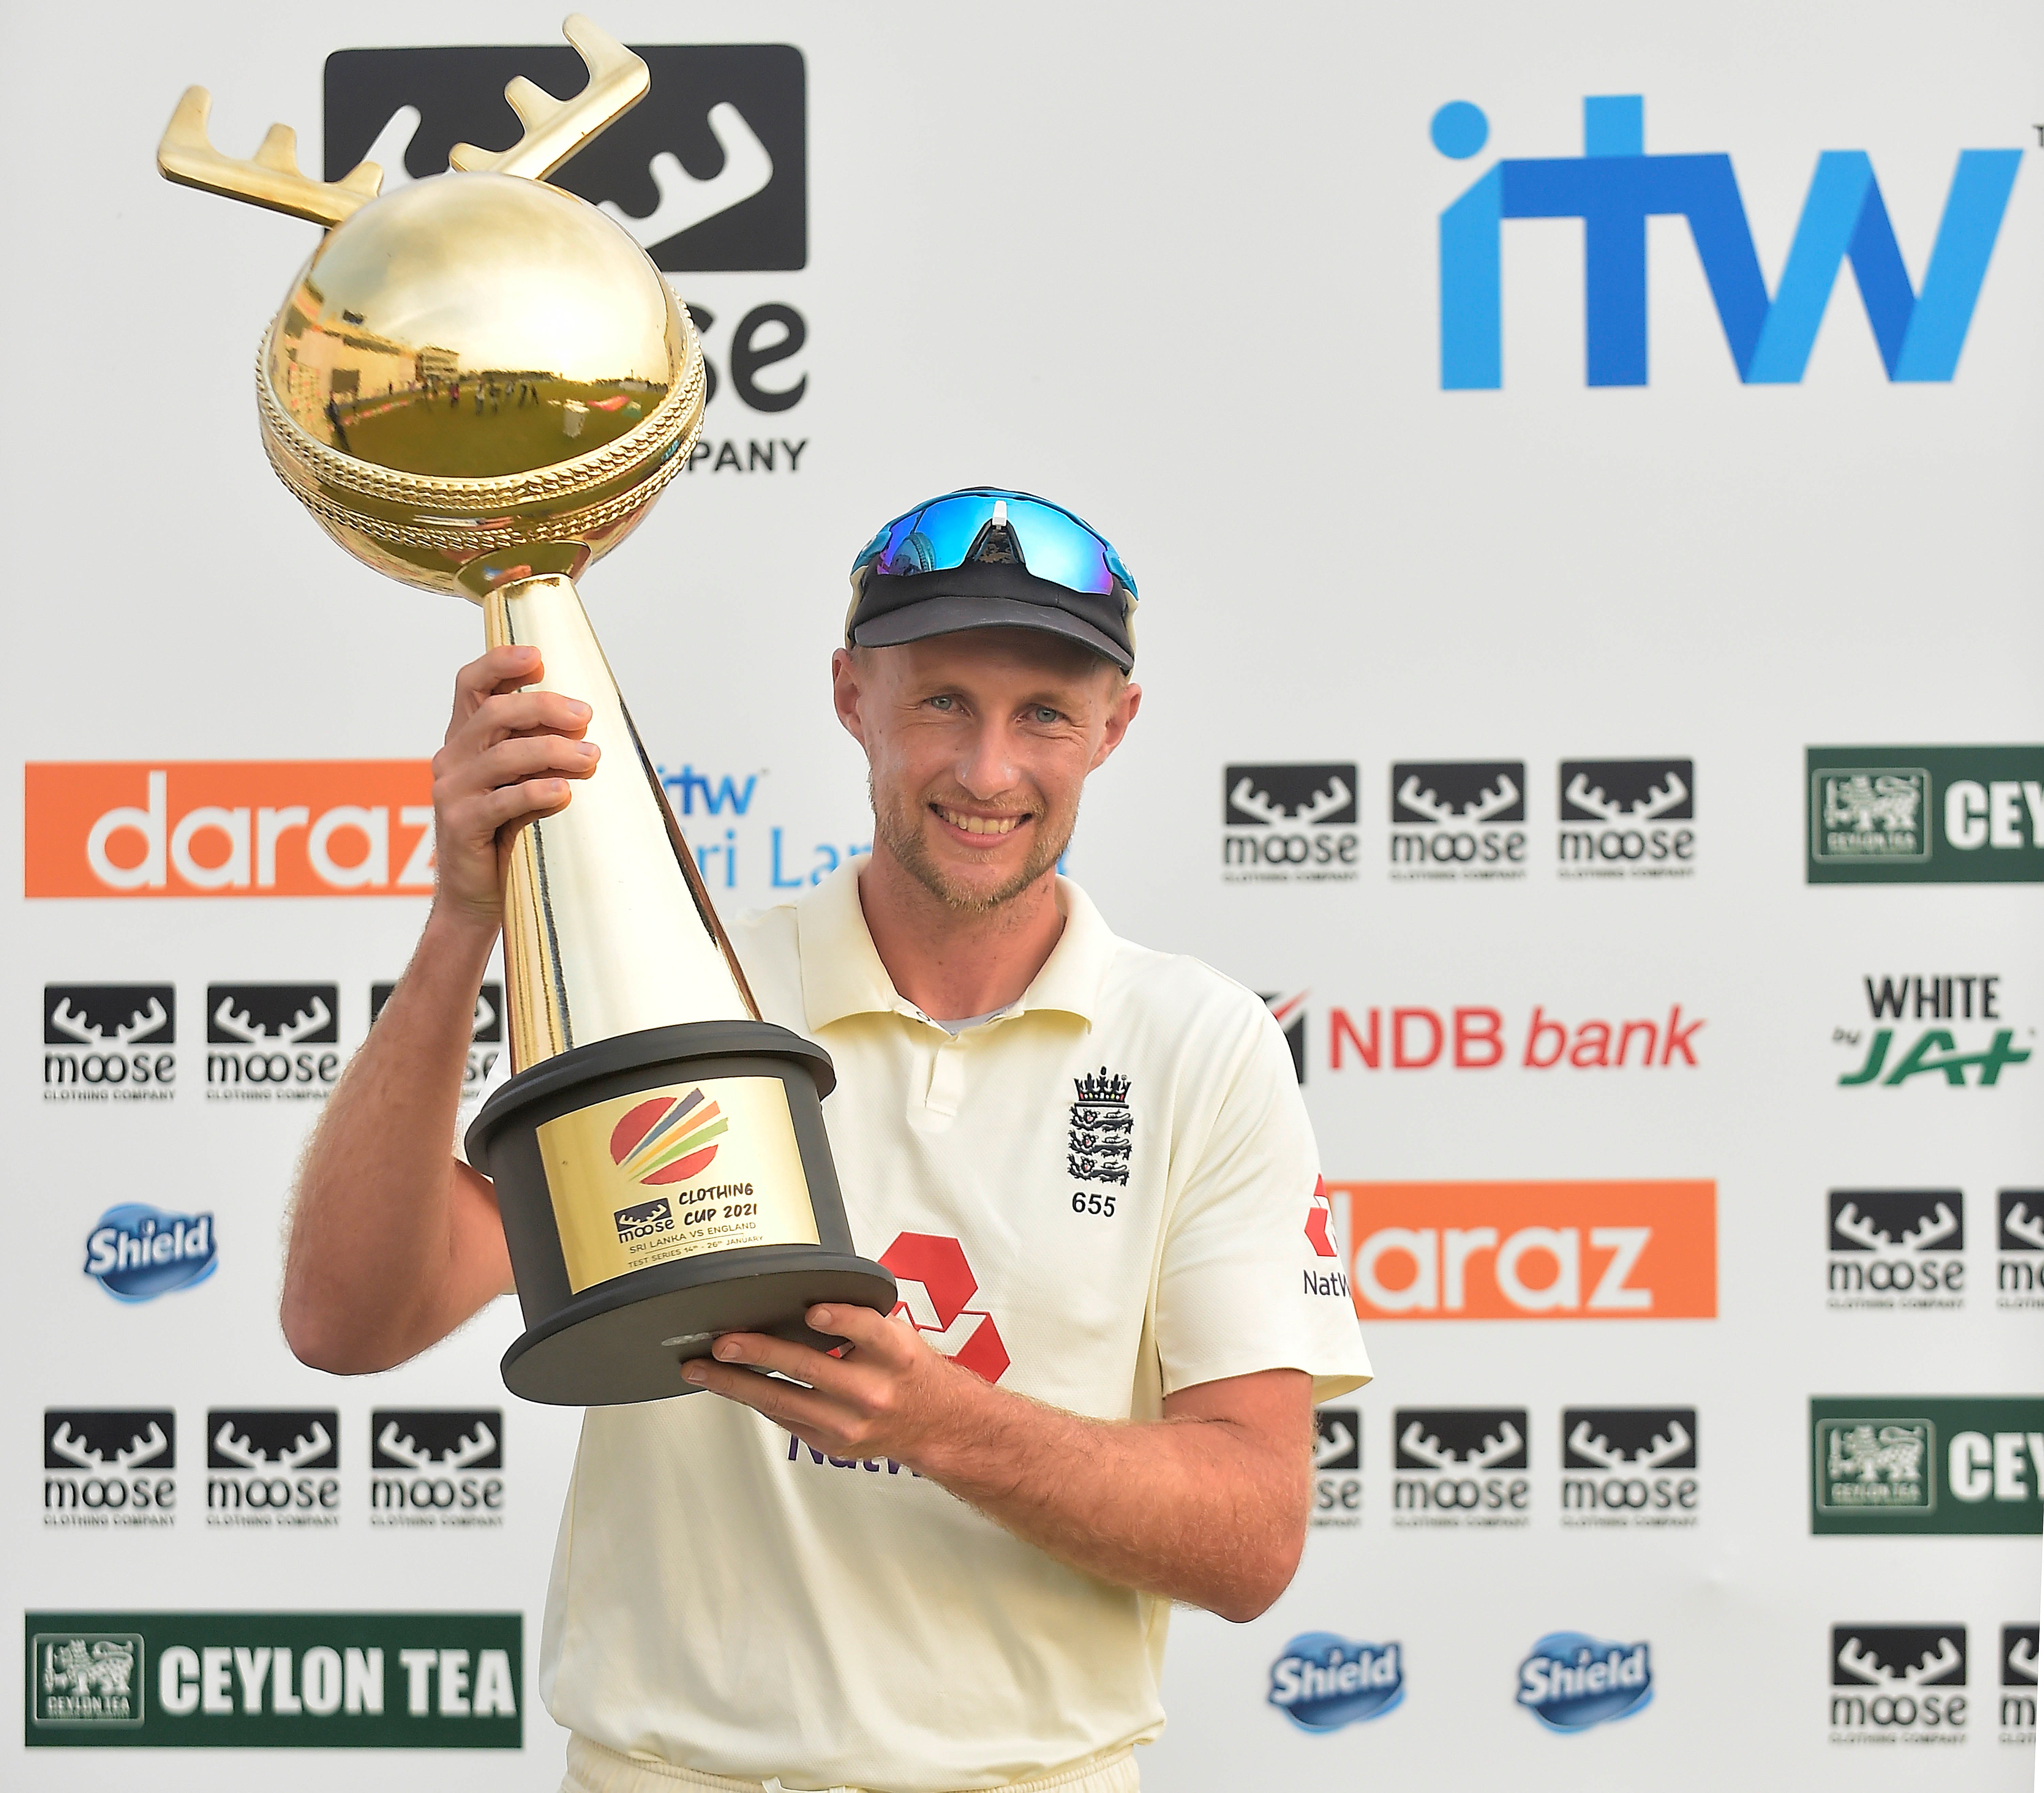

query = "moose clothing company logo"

[
  {"left": 371, "top": 1411, "right": 504, "bottom": 1529},
  {"left": 1560, "top": 1408, "right": 1698, "bottom": 1528},
  {"left": 325, "top": 44, "right": 804, "bottom": 273},
  {"left": 1312, "top": 1406, "right": 1362, "bottom": 1529},
  {"left": 24, "top": 1611, "right": 520, "bottom": 1748},
  {"left": 1436, "top": 94, "right": 2021, "bottom": 388},
  {"left": 206, "top": 1410, "right": 340, "bottom": 1529},
  {"left": 1827, "top": 1190, "right": 1965, "bottom": 1309},
  {"left": 1267, "top": 1636, "right": 1404, "bottom": 1730},
  {"left": 1516, "top": 1635, "right": 1652, "bottom": 1731},
  {"left": 207, "top": 983, "right": 343, "bottom": 1102},
  {"left": 373, "top": 982, "right": 500, "bottom": 1102},
  {"left": 1557, "top": 760, "right": 1695, "bottom": 879},
  {"left": 2004, "top": 1626, "right": 2039, "bottom": 1744},
  {"left": 43, "top": 985, "right": 175, "bottom": 1102},
  {"left": 25, "top": 762, "right": 434, "bottom": 898},
  {"left": 1830, "top": 1627, "right": 1968, "bottom": 1741},
  {"left": 1221, "top": 764, "right": 1359, "bottom": 884},
  {"left": 1812, "top": 1397, "right": 2044, "bottom": 1536},
  {"left": 1389, "top": 761, "right": 1525, "bottom": 880},
  {"left": 44, "top": 1411, "right": 176, "bottom": 1529},
  {"left": 1326, "top": 1002, "right": 1703, "bottom": 1073},
  {"left": 1809, "top": 747, "right": 2044, "bottom": 883},
  {"left": 1335, "top": 1181, "right": 1717, "bottom": 1321},
  {"left": 1836, "top": 974, "right": 2031, "bottom": 1089},
  {"left": 2000, "top": 1190, "right": 2044, "bottom": 1310},
  {"left": 1392, "top": 1408, "right": 1530, "bottom": 1528},
  {"left": 82, "top": 1207, "right": 217, "bottom": 1304}
]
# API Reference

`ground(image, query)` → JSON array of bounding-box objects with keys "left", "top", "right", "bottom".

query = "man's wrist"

[{"left": 421, "top": 898, "right": 504, "bottom": 969}]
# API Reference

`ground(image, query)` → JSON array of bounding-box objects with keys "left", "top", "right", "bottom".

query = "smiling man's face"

[{"left": 832, "top": 628, "right": 1141, "bottom": 913}]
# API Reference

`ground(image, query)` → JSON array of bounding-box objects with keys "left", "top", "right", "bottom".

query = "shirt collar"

[{"left": 796, "top": 860, "right": 1115, "bottom": 1032}]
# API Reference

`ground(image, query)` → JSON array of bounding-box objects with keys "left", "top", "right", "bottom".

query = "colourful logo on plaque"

[{"left": 608, "top": 1089, "right": 727, "bottom": 1185}]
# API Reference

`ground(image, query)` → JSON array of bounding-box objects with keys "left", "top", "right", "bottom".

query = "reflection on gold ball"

[{"left": 257, "top": 172, "right": 706, "bottom": 598}]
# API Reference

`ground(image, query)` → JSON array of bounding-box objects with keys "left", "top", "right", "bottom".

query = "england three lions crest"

[{"left": 1069, "top": 1068, "right": 1132, "bottom": 1186}]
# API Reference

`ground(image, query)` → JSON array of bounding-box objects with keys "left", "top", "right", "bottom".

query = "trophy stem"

[{"left": 482, "top": 572, "right": 759, "bottom": 1072}]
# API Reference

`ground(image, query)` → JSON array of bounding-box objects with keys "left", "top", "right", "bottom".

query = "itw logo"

[{"left": 1433, "top": 95, "right": 2022, "bottom": 387}]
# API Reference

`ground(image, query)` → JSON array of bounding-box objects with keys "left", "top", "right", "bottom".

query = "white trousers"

[{"left": 561, "top": 1733, "right": 1140, "bottom": 1793}]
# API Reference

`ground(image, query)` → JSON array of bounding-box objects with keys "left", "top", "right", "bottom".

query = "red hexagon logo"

[{"left": 880, "top": 1231, "right": 1009, "bottom": 1383}]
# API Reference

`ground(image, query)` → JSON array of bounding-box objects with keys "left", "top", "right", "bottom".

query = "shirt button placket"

[{"left": 924, "top": 1030, "right": 965, "bottom": 1122}]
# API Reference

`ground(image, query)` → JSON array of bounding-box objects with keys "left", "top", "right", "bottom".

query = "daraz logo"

[
  {"left": 1434, "top": 94, "right": 2022, "bottom": 387},
  {"left": 25, "top": 764, "right": 433, "bottom": 898},
  {"left": 1330, "top": 1180, "right": 1717, "bottom": 1320},
  {"left": 608, "top": 1089, "right": 726, "bottom": 1185}
]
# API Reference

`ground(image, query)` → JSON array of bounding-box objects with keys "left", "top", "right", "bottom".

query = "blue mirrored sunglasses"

[{"left": 851, "top": 488, "right": 1137, "bottom": 600}]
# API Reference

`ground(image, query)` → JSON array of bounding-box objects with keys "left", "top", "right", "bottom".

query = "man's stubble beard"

[{"left": 870, "top": 776, "right": 1078, "bottom": 914}]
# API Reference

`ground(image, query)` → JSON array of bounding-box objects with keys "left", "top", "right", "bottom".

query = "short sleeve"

[{"left": 1152, "top": 1005, "right": 1371, "bottom": 1404}]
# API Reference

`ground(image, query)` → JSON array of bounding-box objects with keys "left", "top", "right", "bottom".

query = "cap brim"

[{"left": 851, "top": 594, "right": 1133, "bottom": 672}]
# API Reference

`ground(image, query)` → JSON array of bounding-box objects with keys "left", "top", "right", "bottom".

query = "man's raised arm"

[{"left": 279, "top": 645, "right": 599, "bottom": 1373}]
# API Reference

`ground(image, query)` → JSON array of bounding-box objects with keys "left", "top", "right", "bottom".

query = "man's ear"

[
  {"left": 1088, "top": 680, "right": 1141, "bottom": 772},
  {"left": 830, "top": 647, "right": 870, "bottom": 748}
]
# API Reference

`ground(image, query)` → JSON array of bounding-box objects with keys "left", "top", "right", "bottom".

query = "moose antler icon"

[
  {"left": 212, "top": 996, "right": 330, "bottom": 1046},
  {"left": 1228, "top": 775, "right": 1352, "bottom": 827},
  {"left": 1834, "top": 1200, "right": 1958, "bottom": 1252},
  {"left": 1399, "top": 1419, "right": 1522, "bottom": 1470},
  {"left": 47, "top": 997, "right": 168, "bottom": 1047},
  {"left": 2010, "top": 1634, "right": 2040, "bottom": 1682},
  {"left": 1564, "top": 770, "right": 1688, "bottom": 823},
  {"left": 1396, "top": 773, "right": 1518, "bottom": 826},
  {"left": 212, "top": 1420, "right": 331, "bottom": 1471},
  {"left": 48, "top": 1421, "right": 169, "bottom": 1472},
  {"left": 2005, "top": 1200, "right": 2044, "bottom": 1251},
  {"left": 376, "top": 1420, "right": 497, "bottom": 1471},
  {"left": 1837, "top": 1634, "right": 1961, "bottom": 1687},
  {"left": 1567, "top": 1419, "right": 1691, "bottom": 1470}
]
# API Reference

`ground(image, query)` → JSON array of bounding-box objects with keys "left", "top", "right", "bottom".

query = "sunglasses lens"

[{"left": 853, "top": 489, "right": 1135, "bottom": 600}]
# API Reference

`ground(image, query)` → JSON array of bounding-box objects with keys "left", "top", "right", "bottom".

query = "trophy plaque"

[{"left": 159, "top": 15, "right": 894, "bottom": 1405}]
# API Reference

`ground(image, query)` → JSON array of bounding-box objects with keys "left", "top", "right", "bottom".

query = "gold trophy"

[{"left": 159, "top": 15, "right": 893, "bottom": 1405}]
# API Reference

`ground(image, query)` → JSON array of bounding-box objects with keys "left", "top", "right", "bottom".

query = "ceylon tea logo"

[
  {"left": 539, "top": 1077, "right": 817, "bottom": 1292},
  {"left": 25, "top": 763, "right": 434, "bottom": 897},
  {"left": 609, "top": 1088, "right": 727, "bottom": 1185}
]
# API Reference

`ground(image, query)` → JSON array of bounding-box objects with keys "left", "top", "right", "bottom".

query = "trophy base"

[{"left": 467, "top": 1020, "right": 897, "bottom": 1407}]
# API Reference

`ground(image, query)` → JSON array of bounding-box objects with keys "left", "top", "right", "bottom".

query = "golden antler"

[
  {"left": 157, "top": 87, "right": 383, "bottom": 228},
  {"left": 448, "top": 14, "right": 649, "bottom": 181}
]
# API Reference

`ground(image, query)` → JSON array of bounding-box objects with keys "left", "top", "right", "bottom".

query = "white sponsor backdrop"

[{"left": 5, "top": 1, "right": 2040, "bottom": 1787}]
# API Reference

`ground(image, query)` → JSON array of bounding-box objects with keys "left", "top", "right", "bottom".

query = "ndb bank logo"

[
  {"left": 44, "top": 1411, "right": 176, "bottom": 1529},
  {"left": 1267, "top": 1635, "right": 1404, "bottom": 1731},
  {"left": 1557, "top": 761, "right": 1694, "bottom": 879},
  {"left": 1389, "top": 762, "right": 1525, "bottom": 880},
  {"left": 1434, "top": 95, "right": 2021, "bottom": 388},
  {"left": 1827, "top": 1190, "right": 1964, "bottom": 1310},
  {"left": 2004, "top": 1626, "right": 2038, "bottom": 1744},
  {"left": 1809, "top": 748, "right": 2044, "bottom": 884},
  {"left": 1560, "top": 1408, "right": 1698, "bottom": 1528},
  {"left": 43, "top": 985, "right": 175, "bottom": 1102},
  {"left": 1312, "top": 1406, "right": 1361, "bottom": 1529},
  {"left": 207, "top": 1410, "right": 340, "bottom": 1529},
  {"left": 370, "top": 1410, "right": 504, "bottom": 1529},
  {"left": 1999, "top": 1190, "right": 2044, "bottom": 1310},
  {"left": 1516, "top": 1634, "right": 1652, "bottom": 1731},
  {"left": 1393, "top": 1407, "right": 1530, "bottom": 1527},
  {"left": 207, "top": 983, "right": 342, "bottom": 1101},
  {"left": 374, "top": 981, "right": 500, "bottom": 1102},
  {"left": 1836, "top": 973, "right": 2030, "bottom": 1089},
  {"left": 83, "top": 1206, "right": 217, "bottom": 1304},
  {"left": 1830, "top": 1626, "right": 1967, "bottom": 1739},
  {"left": 1222, "top": 764, "right": 1358, "bottom": 884}
]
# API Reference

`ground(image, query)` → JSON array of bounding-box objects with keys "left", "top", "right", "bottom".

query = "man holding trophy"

[{"left": 160, "top": 18, "right": 1366, "bottom": 1792}]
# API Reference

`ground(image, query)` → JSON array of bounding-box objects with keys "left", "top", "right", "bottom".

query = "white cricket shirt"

[{"left": 474, "top": 864, "right": 1368, "bottom": 1789}]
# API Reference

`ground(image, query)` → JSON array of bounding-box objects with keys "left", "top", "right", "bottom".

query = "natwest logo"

[
  {"left": 1436, "top": 95, "right": 2020, "bottom": 388},
  {"left": 1334, "top": 1181, "right": 1716, "bottom": 1320},
  {"left": 25, "top": 763, "right": 434, "bottom": 897},
  {"left": 880, "top": 1233, "right": 1008, "bottom": 1383}
]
